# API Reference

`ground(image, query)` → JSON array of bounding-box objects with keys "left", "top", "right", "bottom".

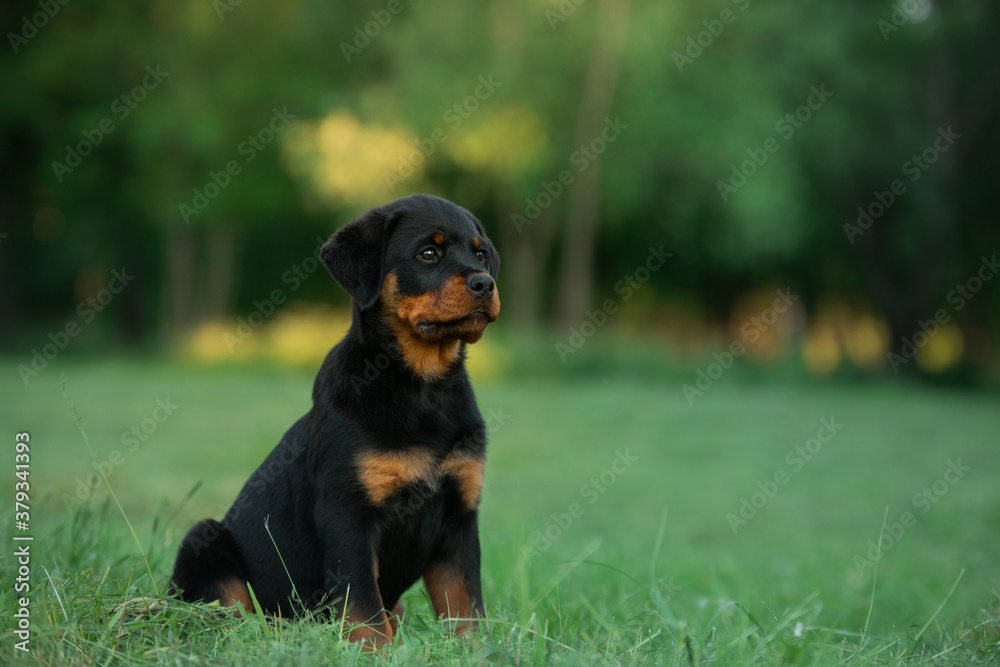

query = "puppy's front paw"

[
  {"left": 346, "top": 610, "right": 394, "bottom": 651},
  {"left": 387, "top": 601, "right": 405, "bottom": 635}
]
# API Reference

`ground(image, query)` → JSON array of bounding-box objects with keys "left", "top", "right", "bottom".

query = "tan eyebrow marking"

[
  {"left": 473, "top": 237, "right": 479, "bottom": 248},
  {"left": 433, "top": 234, "right": 444, "bottom": 245}
]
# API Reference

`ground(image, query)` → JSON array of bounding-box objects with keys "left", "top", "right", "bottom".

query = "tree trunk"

[
  {"left": 553, "top": 0, "right": 631, "bottom": 329},
  {"left": 202, "top": 225, "right": 239, "bottom": 321},
  {"left": 853, "top": 45, "right": 959, "bottom": 367},
  {"left": 164, "top": 226, "right": 196, "bottom": 340},
  {"left": 497, "top": 202, "right": 560, "bottom": 332}
]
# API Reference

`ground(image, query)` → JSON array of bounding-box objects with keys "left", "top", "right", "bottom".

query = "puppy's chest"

[{"left": 355, "top": 447, "right": 485, "bottom": 511}]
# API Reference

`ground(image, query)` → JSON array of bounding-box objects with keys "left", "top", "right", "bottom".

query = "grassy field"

[{"left": 1, "top": 356, "right": 999, "bottom": 665}]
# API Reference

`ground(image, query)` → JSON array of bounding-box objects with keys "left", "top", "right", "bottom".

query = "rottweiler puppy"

[{"left": 171, "top": 194, "right": 500, "bottom": 647}]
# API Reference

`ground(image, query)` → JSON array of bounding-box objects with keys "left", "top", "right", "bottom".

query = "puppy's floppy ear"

[{"left": 321, "top": 208, "right": 397, "bottom": 309}]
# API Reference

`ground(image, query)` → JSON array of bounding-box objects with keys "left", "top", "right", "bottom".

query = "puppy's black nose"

[{"left": 466, "top": 273, "right": 495, "bottom": 299}]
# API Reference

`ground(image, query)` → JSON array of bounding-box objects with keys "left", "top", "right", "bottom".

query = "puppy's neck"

[
  {"left": 383, "top": 317, "right": 462, "bottom": 382},
  {"left": 351, "top": 304, "right": 464, "bottom": 384}
]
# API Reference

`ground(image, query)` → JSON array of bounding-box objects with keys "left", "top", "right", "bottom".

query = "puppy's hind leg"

[{"left": 170, "top": 519, "right": 254, "bottom": 616}]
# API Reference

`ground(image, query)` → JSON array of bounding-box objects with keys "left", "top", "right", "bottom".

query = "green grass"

[{"left": 2, "top": 357, "right": 999, "bottom": 664}]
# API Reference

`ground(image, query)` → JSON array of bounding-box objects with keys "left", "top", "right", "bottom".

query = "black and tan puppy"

[{"left": 171, "top": 194, "right": 500, "bottom": 647}]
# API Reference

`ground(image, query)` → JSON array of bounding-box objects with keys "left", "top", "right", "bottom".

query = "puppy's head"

[{"left": 322, "top": 194, "right": 500, "bottom": 378}]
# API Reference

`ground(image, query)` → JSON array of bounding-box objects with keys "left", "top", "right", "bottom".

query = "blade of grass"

[
  {"left": 162, "top": 480, "right": 203, "bottom": 533},
  {"left": 578, "top": 559, "right": 641, "bottom": 586},
  {"left": 911, "top": 568, "right": 965, "bottom": 648},
  {"left": 245, "top": 582, "right": 273, "bottom": 640},
  {"left": 649, "top": 506, "right": 668, "bottom": 583},
  {"left": 263, "top": 515, "right": 303, "bottom": 609},
  {"left": 577, "top": 593, "right": 615, "bottom": 637},
  {"left": 683, "top": 628, "right": 697, "bottom": 667},
  {"left": 42, "top": 565, "right": 69, "bottom": 623},
  {"left": 530, "top": 538, "right": 602, "bottom": 607},
  {"left": 61, "top": 374, "right": 159, "bottom": 596},
  {"left": 863, "top": 506, "right": 889, "bottom": 637}
]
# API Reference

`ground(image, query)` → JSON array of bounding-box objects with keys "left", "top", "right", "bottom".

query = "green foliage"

[{"left": 3, "top": 0, "right": 999, "bottom": 348}]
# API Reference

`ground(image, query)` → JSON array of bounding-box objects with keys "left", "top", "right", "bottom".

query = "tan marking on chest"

[
  {"left": 356, "top": 448, "right": 486, "bottom": 508},
  {"left": 441, "top": 451, "right": 485, "bottom": 510},
  {"left": 357, "top": 449, "right": 437, "bottom": 505}
]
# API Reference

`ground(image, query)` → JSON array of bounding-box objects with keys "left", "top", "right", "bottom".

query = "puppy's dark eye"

[
  {"left": 419, "top": 248, "right": 438, "bottom": 262},
  {"left": 475, "top": 250, "right": 486, "bottom": 263}
]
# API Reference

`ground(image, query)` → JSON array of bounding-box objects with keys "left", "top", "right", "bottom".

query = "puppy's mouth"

[{"left": 415, "top": 311, "right": 495, "bottom": 342}]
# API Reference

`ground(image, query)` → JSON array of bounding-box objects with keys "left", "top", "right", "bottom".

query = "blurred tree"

[
  {"left": 2, "top": 0, "right": 998, "bottom": 378},
  {"left": 553, "top": 0, "right": 631, "bottom": 329}
]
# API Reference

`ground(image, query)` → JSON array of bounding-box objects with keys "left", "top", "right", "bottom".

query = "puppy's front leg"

[
  {"left": 321, "top": 531, "right": 393, "bottom": 648},
  {"left": 423, "top": 512, "right": 486, "bottom": 636}
]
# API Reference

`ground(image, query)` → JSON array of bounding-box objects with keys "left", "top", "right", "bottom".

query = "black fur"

[{"left": 171, "top": 194, "right": 500, "bottom": 645}]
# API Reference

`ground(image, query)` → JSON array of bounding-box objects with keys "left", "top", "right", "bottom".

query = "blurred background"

[
  {"left": 3, "top": 1, "right": 1000, "bottom": 653},
  {"left": 2, "top": 0, "right": 998, "bottom": 381}
]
